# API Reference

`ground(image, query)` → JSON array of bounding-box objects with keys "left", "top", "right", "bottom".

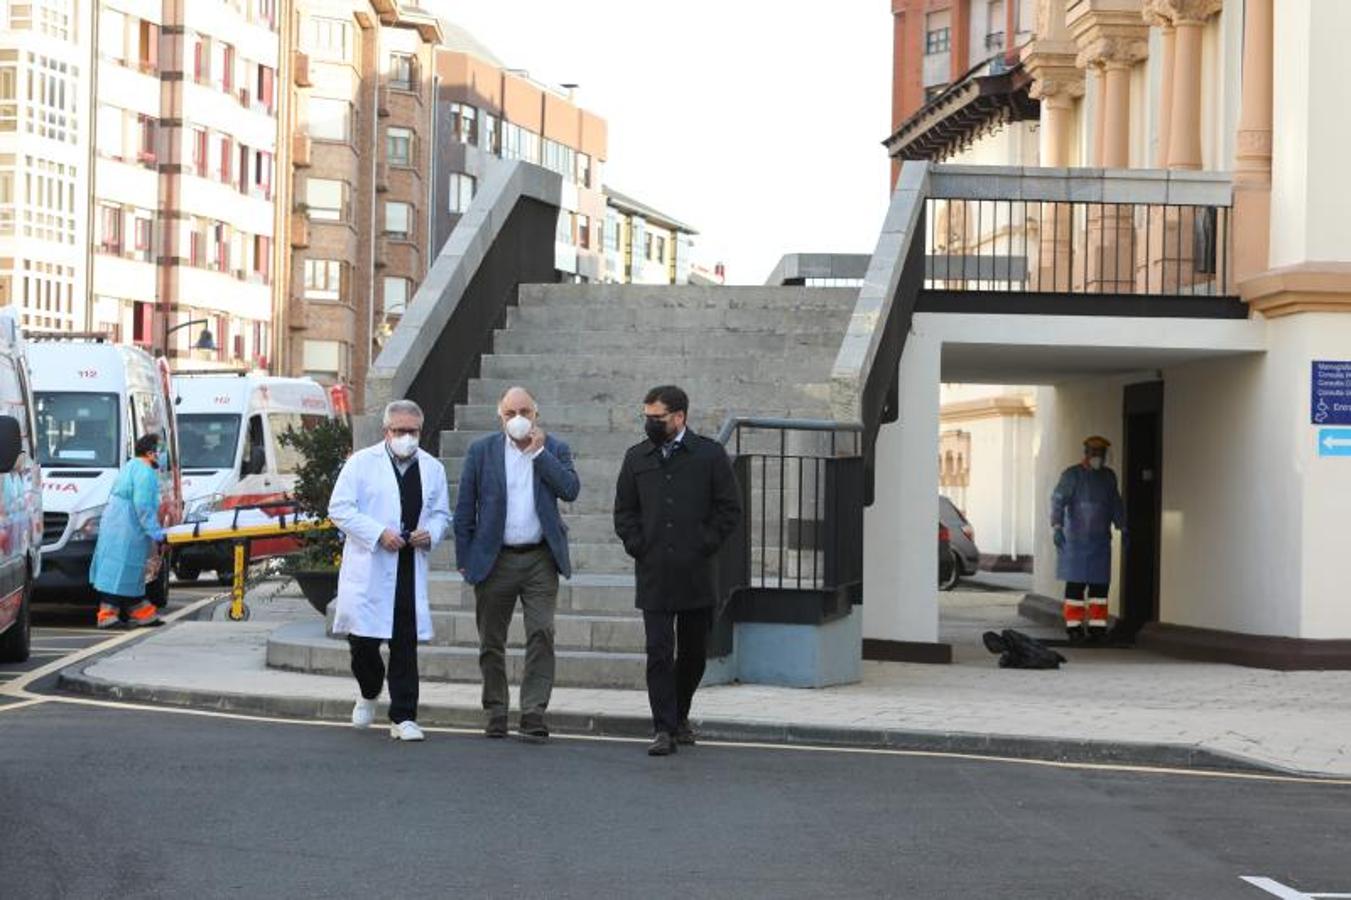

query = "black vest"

[{"left": 391, "top": 456, "right": 423, "bottom": 535}]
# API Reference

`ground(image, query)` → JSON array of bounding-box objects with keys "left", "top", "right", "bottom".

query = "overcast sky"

[{"left": 425, "top": 1, "right": 893, "bottom": 284}]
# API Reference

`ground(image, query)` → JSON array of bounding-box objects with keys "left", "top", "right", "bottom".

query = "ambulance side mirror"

[{"left": 0, "top": 415, "right": 22, "bottom": 474}]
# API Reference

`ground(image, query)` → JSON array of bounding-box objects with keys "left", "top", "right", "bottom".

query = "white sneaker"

[
  {"left": 351, "top": 698, "right": 377, "bottom": 729},
  {"left": 390, "top": 720, "right": 425, "bottom": 742}
]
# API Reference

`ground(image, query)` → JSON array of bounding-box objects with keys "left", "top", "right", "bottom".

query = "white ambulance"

[
  {"left": 0, "top": 308, "right": 42, "bottom": 662},
  {"left": 171, "top": 372, "right": 333, "bottom": 581},
  {"left": 27, "top": 338, "right": 183, "bottom": 605}
]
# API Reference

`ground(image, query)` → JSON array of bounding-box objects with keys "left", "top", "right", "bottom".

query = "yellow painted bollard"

[{"left": 228, "top": 541, "right": 250, "bottom": 621}]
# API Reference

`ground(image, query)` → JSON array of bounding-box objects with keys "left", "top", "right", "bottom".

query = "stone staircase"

[{"left": 267, "top": 283, "right": 858, "bottom": 689}]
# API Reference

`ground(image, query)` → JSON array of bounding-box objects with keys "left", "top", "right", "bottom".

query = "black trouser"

[
  {"left": 1064, "top": 582, "right": 1109, "bottom": 600},
  {"left": 348, "top": 548, "right": 418, "bottom": 723},
  {"left": 642, "top": 607, "right": 712, "bottom": 735}
]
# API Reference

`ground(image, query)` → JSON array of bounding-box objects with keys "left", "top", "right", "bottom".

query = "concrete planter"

[{"left": 293, "top": 570, "right": 338, "bottom": 615}]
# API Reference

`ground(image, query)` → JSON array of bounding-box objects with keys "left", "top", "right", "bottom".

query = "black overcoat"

[{"left": 612, "top": 431, "right": 742, "bottom": 612}]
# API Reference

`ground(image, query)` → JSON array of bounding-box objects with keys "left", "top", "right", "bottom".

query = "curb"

[{"left": 56, "top": 660, "right": 1300, "bottom": 778}]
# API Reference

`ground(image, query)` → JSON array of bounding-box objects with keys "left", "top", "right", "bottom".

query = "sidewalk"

[{"left": 59, "top": 581, "right": 1351, "bottom": 778}]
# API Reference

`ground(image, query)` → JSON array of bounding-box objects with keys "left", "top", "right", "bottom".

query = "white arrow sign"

[{"left": 1323, "top": 435, "right": 1351, "bottom": 450}]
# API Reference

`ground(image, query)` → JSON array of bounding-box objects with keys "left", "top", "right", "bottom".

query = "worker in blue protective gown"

[
  {"left": 1050, "top": 435, "right": 1125, "bottom": 643},
  {"left": 90, "top": 434, "right": 168, "bottom": 629}
]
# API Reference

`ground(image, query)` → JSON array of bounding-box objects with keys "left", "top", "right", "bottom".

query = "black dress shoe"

[
  {"left": 647, "top": 732, "right": 677, "bottom": 756},
  {"left": 674, "top": 720, "right": 696, "bottom": 745},
  {"left": 485, "top": 716, "right": 508, "bottom": 739},
  {"left": 518, "top": 713, "right": 549, "bottom": 743},
  {"left": 1065, "top": 625, "right": 1087, "bottom": 644}
]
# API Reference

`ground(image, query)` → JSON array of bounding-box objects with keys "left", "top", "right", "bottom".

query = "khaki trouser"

[{"left": 474, "top": 545, "right": 559, "bottom": 717}]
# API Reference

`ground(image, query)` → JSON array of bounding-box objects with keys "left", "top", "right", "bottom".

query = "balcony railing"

[
  {"left": 922, "top": 170, "right": 1234, "bottom": 298},
  {"left": 830, "top": 163, "right": 1244, "bottom": 503}
]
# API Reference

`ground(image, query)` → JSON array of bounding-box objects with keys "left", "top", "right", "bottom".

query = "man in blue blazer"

[{"left": 454, "top": 386, "right": 579, "bottom": 742}]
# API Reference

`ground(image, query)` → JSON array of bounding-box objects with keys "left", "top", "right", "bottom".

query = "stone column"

[
  {"left": 1074, "top": 27, "right": 1148, "bottom": 293},
  {"left": 1069, "top": 1, "right": 1150, "bottom": 168},
  {"left": 1091, "top": 66, "right": 1107, "bottom": 166},
  {"left": 1022, "top": 16, "right": 1085, "bottom": 291},
  {"left": 1144, "top": 0, "right": 1178, "bottom": 166},
  {"left": 1165, "top": 1, "right": 1222, "bottom": 170},
  {"left": 1102, "top": 56, "right": 1135, "bottom": 167},
  {"left": 1233, "top": 0, "right": 1273, "bottom": 282},
  {"left": 1025, "top": 74, "right": 1083, "bottom": 290}
]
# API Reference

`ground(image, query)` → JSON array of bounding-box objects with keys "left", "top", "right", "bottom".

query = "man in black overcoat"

[{"left": 614, "top": 385, "right": 742, "bottom": 757}]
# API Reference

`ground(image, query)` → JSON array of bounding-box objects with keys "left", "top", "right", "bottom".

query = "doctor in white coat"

[{"left": 329, "top": 399, "right": 451, "bottom": 741}]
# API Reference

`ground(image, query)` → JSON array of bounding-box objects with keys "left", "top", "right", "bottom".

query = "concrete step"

[
  {"left": 517, "top": 283, "right": 858, "bottom": 311},
  {"left": 323, "top": 599, "right": 645, "bottom": 652},
  {"left": 426, "top": 608, "right": 646, "bottom": 652},
  {"left": 435, "top": 540, "right": 631, "bottom": 573},
  {"left": 428, "top": 572, "right": 638, "bottom": 613},
  {"left": 267, "top": 620, "right": 646, "bottom": 689},
  {"left": 438, "top": 428, "right": 833, "bottom": 460},
  {"left": 452, "top": 402, "right": 834, "bottom": 433},
  {"left": 505, "top": 305, "right": 853, "bottom": 334},
  {"left": 464, "top": 377, "right": 833, "bottom": 407},
  {"left": 480, "top": 354, "right": 820, "bottom": 382},
  {"left": 442, "top": 453, "right": 623, "bottom": 486},
  {"left": 493, "top": 329, "right": 847, "bottom": 356}
]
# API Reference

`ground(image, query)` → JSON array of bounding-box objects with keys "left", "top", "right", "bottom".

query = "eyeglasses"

[
  {"left": 643, "top": 413, "right": 673, "bottom": 423},
  {"left": 387, "top": 427, "right": 421, "bottom": 437}
]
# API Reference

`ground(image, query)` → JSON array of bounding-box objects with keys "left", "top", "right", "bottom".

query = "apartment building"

[
  {"left": 84, "top": 0, "right": 280, "bottom": 366},
  {"left": 0, "top": 0, "right": 90, "bottom": 332},
  {"left": 888, "top": 0, "right": 1036, "bottom": 183},
  {"left": 431, "top": 28, "right": 608, "bottom": 285},
  {"left": 278, "top": 0, "right": 439, "bottom": 403},
  {"left": 602, "top": 188, "right": 696, "bottom": 286}
]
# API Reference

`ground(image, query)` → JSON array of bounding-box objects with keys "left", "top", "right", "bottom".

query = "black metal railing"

[
  {"left": 710, "top": 418, "right": 865, "bottom": 651},
  {"left": 922, "top": 196, "right": 1234, "bottom": 297}
]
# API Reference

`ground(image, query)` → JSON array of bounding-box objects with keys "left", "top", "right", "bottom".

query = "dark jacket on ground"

[{"left": 613, "top": 430, "right": 742, "bottom": 612}]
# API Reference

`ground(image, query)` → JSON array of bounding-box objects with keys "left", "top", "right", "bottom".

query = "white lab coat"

[{"left": 328, "top": 443, "right": 452, "bottom": 640}]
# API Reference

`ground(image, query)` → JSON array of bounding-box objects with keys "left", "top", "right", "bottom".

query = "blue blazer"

[{"left": 453, "top": 432, "right": 580, "bottom": 584}]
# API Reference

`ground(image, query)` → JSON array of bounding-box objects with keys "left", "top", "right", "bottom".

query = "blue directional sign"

[
  {"left": 1318, "top": 429, "right": 1351, "bottom": 457},
  {"left": 1311, "top": 361, "right": 1351, "bottom": 425}
]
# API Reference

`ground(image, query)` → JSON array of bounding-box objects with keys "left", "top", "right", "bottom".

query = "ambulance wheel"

[
  {"left": 0, "top": 577, "right": 31, "bottom": 663},
  {"left": 147, "top": 555, "right": 171, "bottom": 609},
  {"left": 174, "top": 562, "right": 201, "bottom": 583}
]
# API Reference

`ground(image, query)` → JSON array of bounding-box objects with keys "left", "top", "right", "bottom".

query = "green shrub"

[{"left": 278, "top": 417, "right": 352, "bottom": 570}]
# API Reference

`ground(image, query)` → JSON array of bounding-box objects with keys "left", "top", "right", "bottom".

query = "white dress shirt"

[{"left": 503, "top": 438, "right": 544, "bottom": 546}]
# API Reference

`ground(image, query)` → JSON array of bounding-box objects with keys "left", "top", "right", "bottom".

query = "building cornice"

[
  {"left": 1240, "top": 262, "right": 1351, "bottom": 318},
  {"left": 940, "top": 395, "right": 1036, "bottom": 424}
]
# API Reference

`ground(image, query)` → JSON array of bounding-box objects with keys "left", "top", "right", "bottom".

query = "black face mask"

[{"left": 645, "top": 418, "right": 671, "bottom": 446}]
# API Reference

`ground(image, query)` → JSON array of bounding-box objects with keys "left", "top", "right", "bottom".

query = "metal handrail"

[{"left": 715, "top": 415, "right": 862, "bottom": 447}]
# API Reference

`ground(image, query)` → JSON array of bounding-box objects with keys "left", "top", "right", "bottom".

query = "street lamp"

[{"left": 164, "top": 318, "right": 216, "bottom": 356}]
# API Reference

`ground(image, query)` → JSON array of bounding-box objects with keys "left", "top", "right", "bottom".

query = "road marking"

[
  {"left": 0, "top": 691, "right": 1348, "bottom": 787},
  {"left": 0, "top": 593, "right": 221, "bottom": 698},
  {"left": 0, "top": 697, "right": 46, "bottom": 714},
  {"left": 1242, "top": 876, "right": 1351, "bottom": 898}
]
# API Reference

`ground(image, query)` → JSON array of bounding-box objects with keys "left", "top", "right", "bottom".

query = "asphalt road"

[{"left": 0, "top": 698, "right": 1347, "bottom": 899}]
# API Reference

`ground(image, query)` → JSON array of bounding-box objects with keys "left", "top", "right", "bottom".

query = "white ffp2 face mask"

[
  {"left": 505, "top": 415, "right": 533, "bottom": 442},
  {"left": 389, "top": 434, "right": 418, "bottom": 458},
  {"left": 1089, "top": 456, "right": 1105, "bottom": 470}
]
